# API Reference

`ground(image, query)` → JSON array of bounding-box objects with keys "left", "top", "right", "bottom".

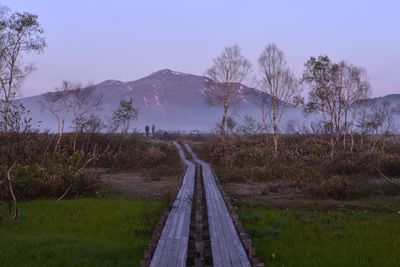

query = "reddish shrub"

[{"left": 309, "top": 176, "right": 360, "bottom": 200}]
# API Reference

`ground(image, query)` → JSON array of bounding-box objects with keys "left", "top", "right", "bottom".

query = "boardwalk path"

[
  {"left": 149, "top": 142, "right": 196, "bottom": 267},
  {"left": 149, "top": 142, "right": 252, "bottom": 267},
  {"left": 185, "top": 144, "right": 251, "bottom": 267}
]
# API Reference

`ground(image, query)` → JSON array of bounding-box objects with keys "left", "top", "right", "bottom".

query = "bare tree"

[
  {"left": 342, "top": 65, "right": 371, "bottom": 151},
  {"left": 363, "top": 101, "right": 397, "bottom": 151},
  {"left": 69, "top": 83, "right": 102, "bottom": 152},
  {"left": 356, "top": 99, "right": 372, "bottom": 148},
  {"left": 41, "top": 81, "right": 103, "bottom": 153},
  {"left": 0, "top": 8, "right": 46, "bottom": 132},
  {"left": 41, "top": 81, "right": 74, "bottom": 154},
  {"left": 258, "top": 43, "right": 300, "bottom": 154},
  {"left": 206, "top": 44, "right": 251, "bottom": 143}
]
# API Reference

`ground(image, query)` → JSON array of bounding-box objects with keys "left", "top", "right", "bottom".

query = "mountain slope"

[
  {"left": 19, "top": 69, "right": 399, "bottom": 132},
  {"left": 19, "top": 69, "right": 298, "bottom": 132}
]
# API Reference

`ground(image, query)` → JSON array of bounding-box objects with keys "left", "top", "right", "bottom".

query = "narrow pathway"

[
  {"left": 148, "top": 142, "right": 255, "bottom": 267},
  {"left": 185, "top": 144, "right": 251, "bottom": 267},
  {"left": 149, "top": 142, "right": 195, "bottom": 267}
]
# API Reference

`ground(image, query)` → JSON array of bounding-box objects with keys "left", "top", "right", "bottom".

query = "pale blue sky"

[{"left": 2, "top": 0, "right": 400, "bottom": 97}]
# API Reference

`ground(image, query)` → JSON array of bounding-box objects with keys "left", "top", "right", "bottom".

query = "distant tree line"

[{"left": 206, "top": 44, "right": 400, "bottom": 156}]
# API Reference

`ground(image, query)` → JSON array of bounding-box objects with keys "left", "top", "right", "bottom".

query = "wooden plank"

[
  {"left": 149, "top": 142, "right": 195, "bottom": 267},
  {"left": 186, "top": 144, "right": 251, "bottom": 267},
  {"left": 167, "top": 239, "right": 181, "bottom": 267},
  {"left": 208, "top": 165, "right": 241, "bottom": 266},
  {"left": 201, "top": 163, "right": 231, "bottom": 266},
  {"left": 209, "top": 183, "right": 234, "bottom": 267},
  {"left": 175, "top": 236, "right": 189, "bottom": 267}
]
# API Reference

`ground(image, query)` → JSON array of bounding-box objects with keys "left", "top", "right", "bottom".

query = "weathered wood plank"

[
  {"left": 186, "top": 144, "right": 251, "bottom": 267},
  {"left": 149, "top": 142, "right": 195, "bottom": 267}
]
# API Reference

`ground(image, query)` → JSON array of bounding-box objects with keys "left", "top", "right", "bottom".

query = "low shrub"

[
  {"left": 379, "top": 157, "right": 400, "bottom": 177},
  {"left": 200, "top": 135, "right": 400, "bottom": 200},
  {"left": 1, "top": 163, "right": 100, "bottom": 200},
  {"left": 308, "top": 176, "right": 360, "bottom": 200},
  {"left": 1, "top": 133, "right": 184, "bottom": 201},
  {"left": 142, "top": 147, "right": 167, "bottom": 166}
]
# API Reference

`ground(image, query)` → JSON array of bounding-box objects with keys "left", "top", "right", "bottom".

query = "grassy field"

[
  {"left": 0, "top": 198, "right": 162, "bottom": 267},
  {"left": 239, "top": 206, "right": 400, "bottom": 267}
]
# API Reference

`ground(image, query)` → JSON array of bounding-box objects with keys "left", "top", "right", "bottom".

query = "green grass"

[
  {"left": 239, "top": 207, "right": 400, "bottom": 267},
  {"left": 0, "top": 198, "right": 162, "bottom": 267}
]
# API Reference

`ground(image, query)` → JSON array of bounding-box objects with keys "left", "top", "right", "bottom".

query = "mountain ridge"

[{"left": 18, "top": 69, "right": 400, "bottom": 132}]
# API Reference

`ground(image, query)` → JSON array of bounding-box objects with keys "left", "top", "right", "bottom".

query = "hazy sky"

[{"left": 2, "top": 0, "right": 399, "bottom": 97}]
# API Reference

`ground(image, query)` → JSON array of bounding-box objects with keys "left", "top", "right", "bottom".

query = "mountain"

[
  {"left": 367, "top": 94, "right": 400, "bottom": 106},
  {"left": 19, "top": 69, "right": 303, "bottom": 132},
  {"left": 19, "top": 69, "right": 399, "bottom": 132}
]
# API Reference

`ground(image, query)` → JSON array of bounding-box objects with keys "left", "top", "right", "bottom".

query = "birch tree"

[
  {"left": 0, "top": 8, "right": 46, "bottom": 132},
  {"left": 0, "top": 6, "right": 45, "bottom": 220},
  {"left": 41, "top": 81, "right": 74, "bottom": 154},
  {"left": 258, "top": 43, "right": 300, "bottom": 154},
  {"left": 206, "top": 44, "right": 251, "bottom": 143},
  {"left": 69, "top": 83, "right": 102, "bottom": 152},
  {"left": 343, "top": 65, "right": 371, "bottom": 151},
  {"left": 303, "top": 56, "right": 344, "bottom": 157}
]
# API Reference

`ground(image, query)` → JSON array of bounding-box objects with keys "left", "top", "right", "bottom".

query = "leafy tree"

[
  {"left": 237, "top": 115, "right": 263, "bottom": 136},
  {"left": 303, "top": 56, "right": 372, "bottom": 155},
  {"left": 0, "top": 7, "right": 46, "bottom": 132},
  {"left": 303, "top": 56, "right": 345, "bottom": 156},
  {"left": 112, "top": 98, "right": 139, "bottom": 135},
  {"left": 0, "top": 5, "right": 45, "bottom": 220},
  {"left": 75, "top": 114, "right": 105, "bottom": 135}
]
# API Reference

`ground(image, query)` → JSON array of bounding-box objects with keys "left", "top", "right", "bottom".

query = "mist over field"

[{"left": 19, "top": 69, "right": 400, "bottom": 133}]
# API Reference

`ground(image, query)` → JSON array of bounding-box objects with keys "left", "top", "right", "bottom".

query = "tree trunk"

[
  {"left": 220, "top": 102, "right": 228, "bottom": 144},
  {"left": 272, "top": 111, "right": 279, "bottom": 155},
  {"left": 330, "top": 137, "right": 335, "bottom": 158},
  {"left": 54, "top": 119, "right": 65, "bottom": 154},
  {"left": 273, "top": 134, "right": 278, "bottom": 155},
  {"left": 334, "top": 112, "right": 340, "bottom": 143},
  {"left": 73, "top": 131, "right": 78, "bottom": 154},
  {"left": 54, "top": 130, "right": 63, "bottom": 155},
  {"left": 330, "top": 115, "right": 335, "bottom": 158},
  {"left": 343, "top": 111, "right": 348, "bottom": 148},
  {"left": 350, "top": 133, "right": 354, "bottom": 152},
  {"left": 6, "top": 163, "right": 17, "bottom": 220},
  {"left": 2, "top": 101, "right": 9, "bottom": 132}
]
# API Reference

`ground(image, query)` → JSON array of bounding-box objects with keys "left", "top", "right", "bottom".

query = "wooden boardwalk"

[
  {"left": 149, "top": 142, "right": 196, "bottom": 267},
  {"left": 185, "top": 144, "right": 251, "bottom": 267}
]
